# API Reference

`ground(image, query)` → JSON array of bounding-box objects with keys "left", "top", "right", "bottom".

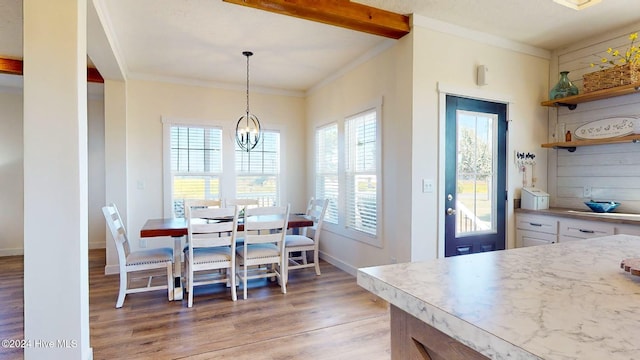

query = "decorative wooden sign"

[{"left": 575, "top": 117, "right": 639, "bottom": 140}]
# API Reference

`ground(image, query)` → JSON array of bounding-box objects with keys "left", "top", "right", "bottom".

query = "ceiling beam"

[
  {"left": 222, "top": 0, "right": 410, "bottom": 39},
  {"left": 0, "top": 58, "right": 22, "bottom": 76},
  {"left": 87, "top": 67, "right": 104, "bottom": 83},
  {"left": 0, "top": 57, "right": 104, "bottom": 83}
]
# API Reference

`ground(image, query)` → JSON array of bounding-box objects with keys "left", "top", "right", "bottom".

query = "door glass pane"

[{"left": 456, "top": 110, "right": 497, "bottom": 236}]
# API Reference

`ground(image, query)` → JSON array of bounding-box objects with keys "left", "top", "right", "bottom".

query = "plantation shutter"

[
  {"left": 235, "top": 130, "right": 280, "bottom": 206},
  {"left": 315, "top": 123, "right": 339, "bottom": 224},
  {"left": 345, "top": 109, "right": 377, "bottom": 235},
  {"left": 170, "top": 125, "right": 222, "bottom": 217}
]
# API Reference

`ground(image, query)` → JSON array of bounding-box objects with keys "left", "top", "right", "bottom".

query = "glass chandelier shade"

[{"left": 236, "top": 51, "right": 262, "bottom": 152}]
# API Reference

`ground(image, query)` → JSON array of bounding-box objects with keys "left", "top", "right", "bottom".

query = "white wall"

[
  {"left": 547, "top": 23, "right": 640, "bottom": 213},
  {"left": 0, "top": 86, "right": 105, "bottom": 256},
  {"left": 118, "top": 79, "right": 307, "bottom": 260},
  {"left": 0, "top": 87, "right": 24, "bottom": 256},
  {"left": 410, "top": 18, "right": 550, "bottom": 259},
  {"left": 88, "top": 95, "right": 106, "bottom": 249},
  {"left": 306, "top": 38, "right": 414, "bottom": 273}
]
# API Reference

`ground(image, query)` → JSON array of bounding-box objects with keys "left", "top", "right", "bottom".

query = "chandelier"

[{"left": 235, "top": 51, "right": 262, "bottom": 152}]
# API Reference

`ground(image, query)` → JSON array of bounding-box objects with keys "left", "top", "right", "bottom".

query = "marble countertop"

[
  {"left": 516, "top": 207, "right": 640, "bottom": 225},
  {"left": 357, "top": 234, "right": 640, "bottom": 360}
]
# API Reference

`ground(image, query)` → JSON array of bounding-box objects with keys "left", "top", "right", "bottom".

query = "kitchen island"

[{"left": 357, "top": 234, "right": 640, "bottom": 359}]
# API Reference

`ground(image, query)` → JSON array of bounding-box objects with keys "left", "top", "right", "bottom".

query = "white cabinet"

[
  {"left": 615, "top": 224, "right": 640, "bottom": 236},
  {"left": 517, "top": 230, "right": 557, "bottom": 247},
  {"left": 558, "top": 218, "right": 614, "bottom": 242},
  {"left": 515, "top": 213, "right": 558, "bottom": 247},
  {"left": 516, "top": 210, "right": 640, "bottom": 247}
]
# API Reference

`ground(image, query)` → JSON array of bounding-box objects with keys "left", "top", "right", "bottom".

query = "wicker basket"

[{"left": 582, "top": 63, "right": 640, "bottom": 93}]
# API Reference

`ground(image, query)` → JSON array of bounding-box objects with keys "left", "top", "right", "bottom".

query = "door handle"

[{"left": 447, "top": 208, "right": 456, "bottom": 216}]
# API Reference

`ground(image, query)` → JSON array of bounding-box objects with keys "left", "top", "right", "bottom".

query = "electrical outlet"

[
  {"left": 583, "top": 185, "right": 592, "bottom": 198},
  {"left": 139, "top": 239, "right": 147, "bottom": 248}
]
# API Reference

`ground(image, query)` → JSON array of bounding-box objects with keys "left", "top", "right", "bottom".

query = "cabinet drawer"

[
  {"left": 518, "top": 229, "right": 556, "bottom": 247},
  {"left": 558, "top": 235, "right": 588, "bottom": 242},
  {"left": 559, "top": 219, "right": 614, "bottom": 240},
  {"left": 615, "top": 224, "right": 640, "bottom": 236},
  {"left": 516, "top": 214, "right": 558, "bottom": 235}
]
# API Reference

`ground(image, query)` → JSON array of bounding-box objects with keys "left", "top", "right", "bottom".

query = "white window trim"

[
  {"left": 317, "top": 97, "right": 383, "bottom": 248},
  {"left": 161, "top": 116, "right": 285, "bottom": 217}
]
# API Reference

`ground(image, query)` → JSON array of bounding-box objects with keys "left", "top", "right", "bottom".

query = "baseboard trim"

[
  {"left": 0, "top": 242, "right": 104, "bottom": 257},
  {"left": 89, "top": 242, "right": 105, "bottom": 250},
  {"left": 319, "top": 251, "right": 357, "bottom": 276},
  {"left": 0, "top": 248, "right": 23, "bottom": 257},
  {"left": 104, "top": 264, "right": 119, "bottom": 275}
]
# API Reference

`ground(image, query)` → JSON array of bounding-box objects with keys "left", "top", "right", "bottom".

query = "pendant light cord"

[{"left": 244, "top": 51, "right": 252, "bottom": 117}]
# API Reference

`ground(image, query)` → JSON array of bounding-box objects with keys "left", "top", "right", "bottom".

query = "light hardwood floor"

[{"left": 0, "top": 249, "right": 390, "bottom": 359}]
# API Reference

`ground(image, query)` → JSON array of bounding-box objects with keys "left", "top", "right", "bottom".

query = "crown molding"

[
  {"left": 306, "top": 38, "right": 396, "bottom": 96},
  {"left": 412, "top": 14, "right": 551, "bottom": 60},
  {"left": 127, "top": 72, "right": 306, "bottom": 98}
]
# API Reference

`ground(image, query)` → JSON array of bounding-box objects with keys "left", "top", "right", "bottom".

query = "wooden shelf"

[
  {"left": 541, "top": 134, "right": 640, "bottom": 152},
  {"left": 541, "top": 82, "right": 640, "bottom": 110}
]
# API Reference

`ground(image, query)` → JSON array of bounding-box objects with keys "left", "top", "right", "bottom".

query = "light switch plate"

[
  {"left": 422, "top": 179, "right": 434, "bottom": 193},
  {"left": 583, "top": 185, "right": 592, "bottom": 198}
]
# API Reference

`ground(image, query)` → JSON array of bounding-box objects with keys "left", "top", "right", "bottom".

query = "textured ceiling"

[
  {"left": 355, "top": 0, "right": 640, "bottom": 50},
  {"left": 97, "top": 0, "right": 386, "bottom": 94},
  {"left": 1, "top": 0, "right": 639, "bottom": 93}
]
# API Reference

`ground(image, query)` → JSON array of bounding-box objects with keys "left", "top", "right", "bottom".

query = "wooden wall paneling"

[{"left": 550, "top": 29, "right": 640, "bottom": 213}]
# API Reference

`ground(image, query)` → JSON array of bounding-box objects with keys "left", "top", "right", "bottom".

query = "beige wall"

[
  {"left": 306, "top": 38, "right": 414, "bottom": 273},
  {"left": 120, "top": 79, "right": 307, "bottom": 256},
  {"left": 2, "top": 19, "right": 552, "bottom": 273},
  {"left": 88, "top": 95, "right": 106, "bottom": 250},
  {"left": 307, "top": 18, "right": 551, "bottom": 271},
  {"left": 411, "top": 19, "right": 550, "bottom": 259},
  {"left": 0, "top": 88, "right": 24, "bottom": 256},
  {"left": 0, "top": 87, "right": 105, "bottom": 256}
]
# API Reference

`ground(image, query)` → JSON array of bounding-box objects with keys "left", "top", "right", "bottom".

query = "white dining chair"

[
  {"left": 185, "top": 205, "right": 240, "bottom": 306},
  {"left": 236, "top": 204, "right": 290, "bottom": 299},
  {"left": 283, "top": 198, "right": 328, "bottom": 285},
  {"left": 184, "top": 199, "right": 222, "bottom": 217},
  {"left": 223, "top": 198, "right": 259, "bottom": 243},
  {"left": 102, "top": 203, "right": 174, "bottom": 308},
  {"left": 223, "top": 198, "right": 259, "bottom": 218}
]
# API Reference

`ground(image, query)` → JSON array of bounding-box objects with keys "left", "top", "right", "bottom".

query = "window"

[
  {"left": 315, "top": 124, "right": 338, "bottom": 224},
  {"left": 345, "top": 109, "right": 378, "bottom": 236},
  {"left": 314, "top": 101, "right": 381, "bottom": 245},
  {"left": 163, "top": 118, "right": 283, "bottom": 218},
  {"left": 168, "top": 125, "right": 222, "bottom": 217},
  {"left": 235, "top": 130, "right": 280, "bottom": 207}
]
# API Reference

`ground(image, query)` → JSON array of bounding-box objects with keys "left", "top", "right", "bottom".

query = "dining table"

[{"left": 140, "top": 214, "right": 313, "bottom": 301}]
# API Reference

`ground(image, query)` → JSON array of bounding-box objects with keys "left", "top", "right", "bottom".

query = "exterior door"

[{"left": 444, "top": 95, "right": 507, "bottom": 257}]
